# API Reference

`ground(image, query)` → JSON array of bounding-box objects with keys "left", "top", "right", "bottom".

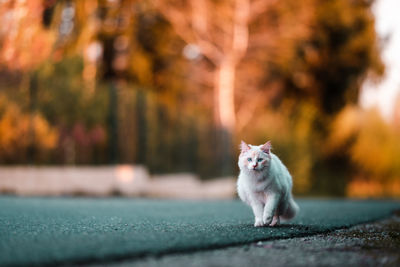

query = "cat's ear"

[
  {"left": 261, "top": 141, "right": 272, "bottom": 154},
  {"left": 240, "top": 140, "right": 250, "bottom": 153}
]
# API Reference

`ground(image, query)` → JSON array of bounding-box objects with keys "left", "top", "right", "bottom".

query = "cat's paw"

[
  {"left": 269, "top": 216, "right": 280, "bottom": 227},
  {"left": 254, "top": 218, "right": 265, "bottom": 227},
  {"left": 263, "top": 214, "right": 273, "bottom": 225}
]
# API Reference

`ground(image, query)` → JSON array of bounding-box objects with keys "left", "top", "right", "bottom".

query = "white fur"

[{"left": 237, "top": 141, "right": 299, "bottom": 227}]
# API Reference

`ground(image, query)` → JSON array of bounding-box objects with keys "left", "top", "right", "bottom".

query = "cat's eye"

[
  {"left": 257, "top": 158, "right": 263, "bottom": 162},
  {"left": 247, "top": 158, "right": 252, "bottom": 162}
]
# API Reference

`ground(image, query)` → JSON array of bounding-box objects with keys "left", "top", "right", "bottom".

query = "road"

[
  {"left": 0, "top": 196, "right": 399, "bottom": 266},
  {"left": 111, "top": 214, "right": 400, "bottom": 267}
]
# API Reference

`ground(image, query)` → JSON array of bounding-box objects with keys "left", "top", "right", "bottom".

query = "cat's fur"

[{"left": 237, "top": 140, "right": 299, "bottom": 227}]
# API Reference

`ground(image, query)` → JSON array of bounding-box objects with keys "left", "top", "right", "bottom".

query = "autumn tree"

[
  {"left": 0, "top": 0, "right": 58, "bottom": 162},
  {"left": 154, "top": 0, "right": 278, "bottom": 132}
]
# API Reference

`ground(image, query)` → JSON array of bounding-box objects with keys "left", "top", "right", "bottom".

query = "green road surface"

[{"left": 0, "top": 196, "right": 399, "bottom": 266}]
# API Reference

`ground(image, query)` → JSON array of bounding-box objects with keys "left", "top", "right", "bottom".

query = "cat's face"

[{"left": 238, "top": 141, "right": 271, "bottom": 172}]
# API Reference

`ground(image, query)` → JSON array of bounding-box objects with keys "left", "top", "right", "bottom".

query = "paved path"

[
  {"left": 111, "top": 215, "right": 400, "bottom": 267},
  {"left": 0, "top": 196, "right": 399, "bottom": 266}
]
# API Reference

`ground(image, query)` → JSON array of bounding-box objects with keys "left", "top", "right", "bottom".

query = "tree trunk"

[
  {"left": 135, "top": 89, "right": 147, "bottom": 165},
  {"left": 27, "top": 71, "right": 38, "bottom": 164},
  {"left": 214, "top": 57, "right": 236, "bottom": 131},
  {"left": 214, "top": 57, "right": 236, "bottom": 176},
  {"left": 108, "top": 82, "right": 119, "bottom": 164}
]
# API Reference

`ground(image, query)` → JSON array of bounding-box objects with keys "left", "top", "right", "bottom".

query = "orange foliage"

[
  {"left": 330, "top": 107, "right": 400, "bottom": 177},
  {"left": 0, "top": 97, "right": 58, "bottom": 161},
  {"left": 0, "top": 0, "right": 55, "bottom": 70},
  {"left": 329, "top": 106, "right": 400, "bottom": 198},
  {"left": 347, "top": 179, "right": 400, "bottom": 199}
]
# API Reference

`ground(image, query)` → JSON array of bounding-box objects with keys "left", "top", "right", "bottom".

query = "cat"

[{"left": 237, "top": 140, "right": 299, "bottom": 227}]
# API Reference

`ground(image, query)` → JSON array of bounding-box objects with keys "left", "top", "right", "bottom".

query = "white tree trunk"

[{"left": 214, "top": 57, "right": 236, "bottom": 131}]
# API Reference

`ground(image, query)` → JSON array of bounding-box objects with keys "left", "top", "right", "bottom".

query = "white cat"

[{"left": 237, "top": 140, "right": 299, "bottom": 227}]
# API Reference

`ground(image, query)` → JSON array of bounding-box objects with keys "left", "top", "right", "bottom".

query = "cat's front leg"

[
  {"left": 263, "top": 193, "right": 280, "bottom": 226},
  {"left": 250, "top": 201, "right": 265, "bottom": 227},
  {"left": 269, "top": 214, "right": 280, "bottom": 227}
]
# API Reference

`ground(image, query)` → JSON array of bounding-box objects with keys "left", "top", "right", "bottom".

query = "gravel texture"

[{"left": 106, "top": 213, "right": 400, "bottom": 267}]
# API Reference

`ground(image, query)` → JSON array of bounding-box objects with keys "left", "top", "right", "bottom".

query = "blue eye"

[
  {"left": 247, "top": 158, "right": 252, "bottom": 162},
  {"left": 257, "top": 158, "right": 263, "bottom": 162}
]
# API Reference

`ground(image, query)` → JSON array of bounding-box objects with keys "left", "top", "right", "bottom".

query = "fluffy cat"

[{"left": 237, "top": 140, "right": 299, "bottom": 227}]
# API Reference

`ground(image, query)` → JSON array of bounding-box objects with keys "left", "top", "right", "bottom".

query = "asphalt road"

[
  {"left": 111, "top": 215, "right": 400, "bottom": 267},
  {"left": 0, "top": 196, "right": 399, "bottom": 266}
]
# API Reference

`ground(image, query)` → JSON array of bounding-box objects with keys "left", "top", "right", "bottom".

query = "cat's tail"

[{"left": 281, "top": 197, "right": 299, "bottom": 220}]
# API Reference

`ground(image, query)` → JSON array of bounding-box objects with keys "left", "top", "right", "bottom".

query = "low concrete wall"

[
  {"left": 0, "top": 165, "right": 149, "bottom": 196},
  {"left": 0, "top": 166, "right": 236, "bottom": 199},
  {"left": 148, "top": 174, "right": 236, "bottom": 199}
]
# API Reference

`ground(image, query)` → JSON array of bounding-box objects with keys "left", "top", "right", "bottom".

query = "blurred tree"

[
  {"left": 303, "top": 0, "right": 384, "bottom": 195},
  {"left": 0, "top": 0, "right": 55, "bottom": 70},
  {"left": 155, "top": 0, "right": 250, "bottom": 131},
  {"left": 234, "top": 0, "right": 384, "bottom": 194},
  {"left": 0, "top": 95, "right": 58, "bottom": 163},
  {"left": 275, "top": 0, "right": 384, "bottom": 115},
  {"left": 153, "top": 0, "right": 312, "bottom": 175},
  {"left": 0, "top": 0, "right": 58, "bottom": 163},
  {"left": 35, "top": 56, "right": 109, "bottom": 164},
  {"left": 328, "top": 106, "right": 400, "bottom": 198}
]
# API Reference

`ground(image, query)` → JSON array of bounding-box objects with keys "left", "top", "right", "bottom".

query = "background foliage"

[{"left": 0, "top": 0, "right": 398, "bottom": 197}]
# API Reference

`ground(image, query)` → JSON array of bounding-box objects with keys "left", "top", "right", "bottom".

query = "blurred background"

[{"left": 0, "top": 0, "right": 399, "bottom": 199}]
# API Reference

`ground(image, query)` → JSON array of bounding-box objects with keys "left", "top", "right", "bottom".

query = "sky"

[{"left": 360, "top": 0, "right": 400, "bottom": 121}]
